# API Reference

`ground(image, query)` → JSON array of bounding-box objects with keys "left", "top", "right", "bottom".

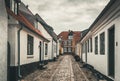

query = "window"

[
  {"left": 90, "top": 38, "right": 92, "bottom": 52},
  {"left": 34, "top": 21, "right": 38, "bottom": 29},
  {"left": 12, "top": 0, "right": 15, "bottom": 12},
  {"left": 88, "top": 40, "right": 89, "bottom": 52},
  {"left": 68, "top": 47, "right": 72, "bottom": 52},
  {"left": 68, "top": 40, "right": 72, "bottom": 46},
  {"left": 95, "top": 36, "right": 98, "bottom": 54},
  {"left": 5, "top": 0, "right": 10, "bottom": 8},
  {"left": 45, "top": 44, "right": 48, "bottom": 55},
  {"left": 64, "top": 47, "right": 67, "bottom": 52},
  {"left": 100, "top": 32, "right": 105, "bottom": 54},
  {"left": 68, "top": 35, "right": 73, "bottom": 39},
  {"left": 14, "top": 3, "right": 18, "bottom": 14},
  {"left": 27, "top": 35, "right": 34, "bottom": 55},
  {"left": 64, "top": 41, "right": 67, "bottom": 45}
]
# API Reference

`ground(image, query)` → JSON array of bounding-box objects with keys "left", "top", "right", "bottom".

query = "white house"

[
  {"left": 35, "top": 14, "right": 58, "bottom": 61},
  {"left": 75, "top": 42, "right": 81, "bottom": 57},
  {"left": 0, "top": 0, "right": 8, "bottom": 81},
  {"left": 6, "top": 1, "right": 49, "bottom": 81},
  {"left": 80, "top": 0, "right": 120, "bottom": 81}
]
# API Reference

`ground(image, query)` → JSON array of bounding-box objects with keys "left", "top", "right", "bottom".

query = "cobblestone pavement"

[
  {"left": 22, "top": 55, "right": 97, "bottom": 81},
  {"left": 51, "top": 55, "right": 74, "bottom": 81},
  {"left": 22, "top": 56, "right": 64, "bottom": 81}
]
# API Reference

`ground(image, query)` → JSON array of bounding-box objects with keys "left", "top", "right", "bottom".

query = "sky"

[{"left": 21, "top": 0, "right": 109, "bottom": 34}]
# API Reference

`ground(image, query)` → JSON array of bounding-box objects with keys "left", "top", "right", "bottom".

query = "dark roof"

[
  {"left": 81, "top": 29, "right": 88, "bottom": 39},
  {"left": 19, "top": 2, "right": 36, "bottom": 26},
  {"left": 81, "top": 0, "right": 116, "bottom": 40},
  {"left": 7, "top": 7, "right": 49, "bottom": 42},
  {"left": 35, "top": 14, "right": 58, "bottom": 42},
  {"left": 35, "top": 14, "right": 47, "bottom": 25}
]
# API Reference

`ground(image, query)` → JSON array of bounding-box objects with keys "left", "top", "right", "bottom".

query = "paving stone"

[{"left": 22, "top": 55, "right": 97, "bottom": 81}]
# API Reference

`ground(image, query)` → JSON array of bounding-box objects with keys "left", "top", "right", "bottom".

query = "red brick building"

[{"left": 58, "top": 30, "right": 81, "bottom": 54}]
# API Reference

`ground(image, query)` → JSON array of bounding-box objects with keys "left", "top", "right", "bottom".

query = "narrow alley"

[
  {"left": 22, "top": 55, "right": 97, "bottom": 81},
  {"left": 1, "top": 0, "right": 120, "bottom": 81}
]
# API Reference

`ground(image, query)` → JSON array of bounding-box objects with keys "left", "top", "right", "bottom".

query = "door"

[
  {"left": 39, "top": 42, "right": 42, "bottom": 62},
  {"left": 85, "top": 42, "right": 87, "bottom": 63},
  {"left": 108, "top": 26, "right": 115, "bottom": 78},
  {"left": 7, "top": 42, "right": 10, "bottom": 81}
]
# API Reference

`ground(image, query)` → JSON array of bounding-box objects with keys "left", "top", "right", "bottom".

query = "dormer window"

[
  {"left": 5, "top": 0, "right": 20, "bottom": 15},
  {"left": 68, "top": 30, "right": 73, "bottom": 39},
  {"left": 34, "top": 21, "right": 38, "bottom": 29}
]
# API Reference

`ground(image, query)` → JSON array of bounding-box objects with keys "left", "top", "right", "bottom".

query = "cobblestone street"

[
  {"left": 51, "top": 55, "right": 74, "bottom": 81},
  {"left": 22, "top": 55, "right": 97, "bottom": 81}
]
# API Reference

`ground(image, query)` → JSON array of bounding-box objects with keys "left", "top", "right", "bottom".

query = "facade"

[
  {"left": 35, "top": 14, "right": 58, "bottom": 60},
  {"left": 80, "top": 0, "right": 120, "bottom": 81},
  {"left": 58, "top": 30, "right": 81, "bottom": 54},
  {"left": 6, "top": 1, "right": 49, "bottom": 81},
  {"left": 0, "top": 0, "right": 8, "bottom": 81},
  {"left": 75, "top": 29, "right": 88, "bottom": 58},
  {"left": 75, "top": 42, "right": 81, "bottom": 57}
]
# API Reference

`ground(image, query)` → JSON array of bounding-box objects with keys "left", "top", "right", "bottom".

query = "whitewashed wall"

[
  {"left": 38, "top": 22, "right": 53, "bottom": 60},
  {"left": 53, "top": 40, "right": 57, "bottom": 58},
  {"left": 57, "top": 40, "right": 60, "bottom": 56},
  {"left": 115, "top": 17, "right": 120, "bottom": 81},
  {"left": 75, "top": 43, "right": 81, "bottom": 56},
  {"left": 81, "top": 1, "right": 120, "bottom": 80},
  {"left": 8, "top": 26, "right": 45, "bottom": 66},
  {"left": 0, "top": 0, "right": 7, "bottom": 81}
]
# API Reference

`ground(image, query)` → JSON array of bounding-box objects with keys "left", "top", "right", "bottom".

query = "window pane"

[
  {"left": 88, "top": 40, "right": 89, "bottom": 52},
  {"left": 95, "top": 36, "right": 98, "bottom": 54},
  {"left": 45, "top": 44, "right": 48, "bottom": 55},
  {"left": 90, "top": 38, "right": 92, "bottom": 52},
  {"left": 100, "top": 32, "right": 105, "bottom": 54},
  {"left": 27, "top": 35, "right": 34, "bottom": 55}
]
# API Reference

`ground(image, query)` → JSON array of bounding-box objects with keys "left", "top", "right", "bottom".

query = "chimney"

[{"left": 26, "top": 5, "right": 29, "bottom": 8}]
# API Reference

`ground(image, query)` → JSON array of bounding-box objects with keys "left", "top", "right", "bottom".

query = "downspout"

[{"left": 17, "top": 24, "right": 22, "bottom": 79}]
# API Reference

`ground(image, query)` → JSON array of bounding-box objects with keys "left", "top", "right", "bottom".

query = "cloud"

[{"left": 21, "top": 0, "right": 109, "bottom": 34}]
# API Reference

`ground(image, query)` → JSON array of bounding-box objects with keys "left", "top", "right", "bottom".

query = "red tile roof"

[
  {"left": 7, "top": 8, "right": 49, "bottom": 42},
  {"left": 58, "top": 31, "right": 69, "bottom": 40},
  {"left": 58, "top": 31, "right": 81, "bottom": 44}
]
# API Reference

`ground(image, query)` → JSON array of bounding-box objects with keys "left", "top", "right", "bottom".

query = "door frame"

[
  {"left": 39, "top": 41, "right": 42, "bottom": 62},
  {"left": 7, "top": 42, "right": 11, "bottom": 81},
  {"left": 108, "top": 25, "right": 115, "bottom": 78}
]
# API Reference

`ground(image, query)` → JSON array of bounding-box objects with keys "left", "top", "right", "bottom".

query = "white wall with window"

[
  {"left": 8, "top": 25, "right": 48, "bottom": 66},
  {"left": 37, "top": 22, "right": 53, "bottom": 60},
  {"left": 81, "top": 2, "right": 120, "bottom": 79}
]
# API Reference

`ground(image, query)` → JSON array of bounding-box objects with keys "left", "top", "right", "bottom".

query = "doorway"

[
  {"left": 85, "top": 42, "right": 87, "bottom": 63},
  {"left": 39, "top": 42, "right": 42, "bottom": 62},
  {"left": 108, "top": 26, "right": 115, "bottom": 78},
  {"left": 7, "top": 42, "right": 11, "bottom": 81}
]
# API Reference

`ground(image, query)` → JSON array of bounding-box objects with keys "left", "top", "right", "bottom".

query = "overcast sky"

[{"left": 21, "top": 0, "right": 109, "bottom": 34}]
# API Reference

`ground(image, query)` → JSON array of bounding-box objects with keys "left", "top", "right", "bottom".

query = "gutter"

[{"left": 17, "top": 24, "right": 23, "bottom": 79}]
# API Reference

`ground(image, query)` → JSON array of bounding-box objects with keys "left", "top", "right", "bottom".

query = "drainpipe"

[{"left": 17, "top": 25, "right": 23, "bottom": 80}]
